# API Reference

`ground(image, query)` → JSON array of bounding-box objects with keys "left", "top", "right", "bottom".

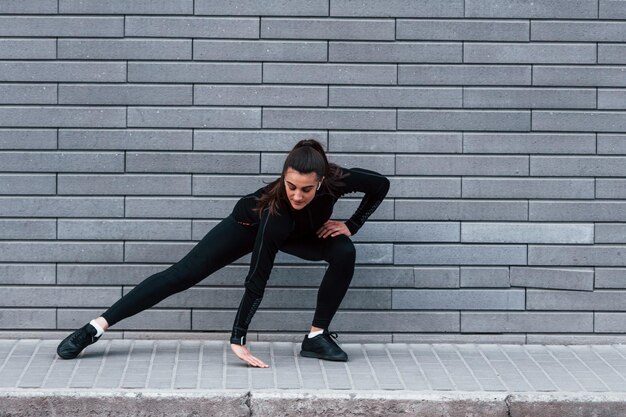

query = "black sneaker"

[
  {"left": 300, "top": 329, "right": 348, "bottom": 362},
  {"left": 56, "top": 323, "right": 101, "bottom": 360}
]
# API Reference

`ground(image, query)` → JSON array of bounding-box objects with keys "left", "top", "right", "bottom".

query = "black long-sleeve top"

[{"left": 229, "top": 166, "right": 390, "bottom": 345}]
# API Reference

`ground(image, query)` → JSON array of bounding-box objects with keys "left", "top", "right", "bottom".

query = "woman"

[{"left": 56, "top": 139, "right": 390, "bottom": 368}]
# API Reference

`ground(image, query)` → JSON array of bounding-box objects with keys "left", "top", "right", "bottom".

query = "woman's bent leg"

[
  {"left": 280, "top": 234, "right": 356, "bottom": 329},
  {"left": 100, "top": 216, "right": 255, "bottom": 327}
]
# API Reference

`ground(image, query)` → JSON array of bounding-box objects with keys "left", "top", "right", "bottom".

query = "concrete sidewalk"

[{"left": 1, "top": 338, "right": 626, "bottom": 416}]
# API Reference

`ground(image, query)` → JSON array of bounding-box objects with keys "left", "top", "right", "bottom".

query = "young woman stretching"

[{"left": 57, "top": 139, "right": 390, "bottom": 368}]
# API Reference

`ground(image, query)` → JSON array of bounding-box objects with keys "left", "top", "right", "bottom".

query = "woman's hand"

[
  {"left": 317, "top": 220, "right": 352, "bottom": 238},
  {"left": 230, "top": 343, "right": 269, "bottom": 368}
]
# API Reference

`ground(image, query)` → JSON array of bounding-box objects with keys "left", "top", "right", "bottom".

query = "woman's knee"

[{"left": 328, "top": 236, "right": 356, "bottom": 263}]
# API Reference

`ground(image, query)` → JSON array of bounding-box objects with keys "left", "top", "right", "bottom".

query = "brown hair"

[{"left": 253, "top": 139, "right": 348, "bottom": 216}]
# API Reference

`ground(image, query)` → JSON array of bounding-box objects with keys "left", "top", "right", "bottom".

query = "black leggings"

[{"left": 100, "top": 214, "right": 356, "bottom": 332}]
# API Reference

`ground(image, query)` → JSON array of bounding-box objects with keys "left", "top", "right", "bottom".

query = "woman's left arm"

[{"left": 335, "top": 167, "right": 390, "bottom": 236}]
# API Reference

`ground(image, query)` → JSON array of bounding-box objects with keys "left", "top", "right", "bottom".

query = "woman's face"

[{"left": 283, "top": 167, "right": 323, "bottom": 210}]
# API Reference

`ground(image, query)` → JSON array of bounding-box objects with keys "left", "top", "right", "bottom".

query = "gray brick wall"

[{"left": 1, "top": 0, "right": 626, "bottom": 344}]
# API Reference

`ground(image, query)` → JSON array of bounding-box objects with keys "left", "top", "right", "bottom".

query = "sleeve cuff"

[
  {"left": 230, "top": 335, "right": 246, "bottom": 345},
  {"left": 345, "top": 219, "right": 360, "bottom": 236}
]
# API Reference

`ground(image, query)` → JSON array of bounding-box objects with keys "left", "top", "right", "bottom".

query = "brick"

[
  {"left": 596, "top": 268, "right": 626, "bottom": 288},
  {"left": 194, "top": 40, "right": 326, "bottom": 61},
  {"left": 596, "top": 223, "right": 626, "bottom": 243},
  {"left": 0, "top": 196, "right": 124, "bottom": 217},
  {"left": 194, "top": 310, "right": 459, "bottom": 332},
  {"left": 597, "top": 179, "right": 626, "bottom": 199},
  {"left": 126, "top": 152, "right": 258, "bottom": 174},
  {"left": 395, "top": 244, "right": 527, "bottom": 265},
  {"left": 395, "top": 333, "right": 525, "bottom": 343},
  {"left": 263, "top": 108, "right": 396, "bottom": 130},
  {"left": 396, "top": 199, "right": 527, "bottom": 221},
  {"left": 461, "top": 312, "right": 593, "bottom": 332},
  {"left": 0, "top": 174, "right": 56, "bottom": 194},
  {"left": 194, "top": 130, "right": 327, "bottom": 151},
  {"left": 0, "top": 61, "right": 126, "bottom": 82},
  {"left": 596, "top": 313, "right": 626, "bottom": 332},
  {"left": 460, "top": 267, "right": 510, "bottom": 288},
  {"left": 128, "top": 62, "right": 261, "bottom": 83},
  {"left": 463, "top": 133, "right": 596, "bottom": 154},
  {"left": 261, "top": 18, "right": 394, "bottom": 40},
  {"left": 400, "top": 64, "right": 531, "bottom": 85},
  {"left": 3, "top": 286, "right": 120, "bottom": 307},
  {"left": 527, "top": 334, "right": 626, "bottom": 343},
  {"left": 329, "top": 41, "right": 461, "bottom": 63},
  {"left": 263, "top": 63, "right": 396, "bottom": 84},
  {"left": 261, "top": 152, "right": 394, "bottom": 174},
  {"left": 58, "top": 309, "right": 189, "bottom": 330},
  {"left": 351, "top": 266, "right": 414, "bottom": 287},
  {"left": 329, "top": 132, "right": 460, "bottom": 153},
  {"left": 532, "top": 21, "right": 626, "bottom": 42},
  {"left": 0, "top": 129, "right": 56, "bottom": 150},
  {"left": 534, "top": 111, "right": 626, "bottom": 132},
  {"left": 59, "top": 129, "right": 192, "bottom": 150},
  {"left": 330, "top": 0, "right": 463, "bottom": 17},
  {"left": 0, "top": 151, "right": 123, "bottom": 173},
  {"left": 349, "top": 221, "right": 458, "bottom": 243},
  {"left": 387, "top": 177, "right": 461, "bottom": 198},
  {"left": 58, "top": 39, "right": 190, "bottom": 60},
  {"left": 395, "top": 289, "right": 524, "bottom": 310},
  {"left": 122, "top": 287, "right": 389, "bottom": 309},
  {"left": 398, "top": 19, "right": 528, "bottom": 41},
  {"left": 464, "top": 43, "right": 595, "bottom": 64},
  {"left": 58, "top": 174, "right": 191, "bottom": 195},
  {"left": 533, "top": 66, "right": 626, "bottom": 87},
  {"left": 0, "top": 0, "right": 56, "bottom": 13},
  {"left": 0, "top": 309, "right": 55, "bottom": 329},
  {"left": 320, "top": 199, "right": 396, "bottom": 220},
  {"left": 58, "top": 220, "right": 191, "bottom": 240},
  {"left": 195, "top": 0, "right": 328, "bottom": 16},
  {"left": 598, "top": 89, "right": 626, "bottom": 109},
  {"left": 0, "top": 219, "right": 55, "bottom": 239},
  {"left": 125, "top": 197, "right": 236, "bottom": 219},
  {"left": 59, "top": 84, "right": 192, "bottom": 105},
  {"left": 329, "top": 86, "right": 461, "bottom": 108},
  {"left": 463, "top": 87, "right": 595, "bottom": 109},
  {"left": 528, "top": 245, "right": 626, "bottom": 266},
  {"left": 414, "top": 267, "right": 459, "bottom": 288},
  {"left": 528, "top": 289, "right": 626, "bottom": 310},
  {"left": 0, "top": 242, "right": 122, "bottom": 262},
  {"left": 0, "top": 39, "right": 56, "bottom": 60},
  {"left": 397, "top": 155, "right": 528, "bottom": 175},
  {"left": 126, "top": 17, "right": 258, "bottom": 38},
  {"left": 600, "top": 0, "right": 626, "bottom": 18},
  {"left": 194, "top": 85, "right": 326, "bottom": 106},
  {"left": 398, "top": 110, "right": 530, "bottom": 131},
  {"left": 530, "top": 201, "right": 626, "bottom": 222},
  {"left": 0, "top": 84, "right": 56, "bottom": 105},
  {"left": 0, "top": 16, "right": 122, "bottom": 37},
  {"left": 598, "top": 134, "right": 626, "bottom": 154},
  {"left": 193, "top": 175, "right": 274, "bottom": 196},
  {"left": 511, "top": 267, "right": 594, "bottom": 291},
  {"left": 531, "top": 156, "right": 626, "bottom": 176},
  {"left": 466, "top": 0, "right": 597, "bottom": 18},
  {"left": 57, "top": 264, "right": 167, "bottom": 285},
  {"left": 0, "top": 107, "right": 125, "bottom": 128},
  {"left": 128, "top": 107, "right": 260, "bottom": 129},
  {"left": 463, "top": 178, "right": 594, "bottom": 199},
  {"left": 462, "top": 222, "right": 593, "bottom": 244},
  {"left": 59, "top": 0, "right": 192, "bottom": 14},
  {"left": 0, "top": 264, "right": 55, "bottom": 285},
  {"left": 599, "top": 44, "right": 626, "bottom": 64}
]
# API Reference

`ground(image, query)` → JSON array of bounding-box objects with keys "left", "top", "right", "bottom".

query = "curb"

[{"left": 1, "top": 389, "right": 626, "bottom": 416}]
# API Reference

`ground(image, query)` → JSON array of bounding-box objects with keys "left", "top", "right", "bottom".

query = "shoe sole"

[{"left": 300, "top": 349, "right": 348, "bottom": 362}]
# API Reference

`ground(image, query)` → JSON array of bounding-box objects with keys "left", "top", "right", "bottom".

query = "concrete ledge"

[{"left": 2, "top": 389, "right": 626, "bottom": 417}]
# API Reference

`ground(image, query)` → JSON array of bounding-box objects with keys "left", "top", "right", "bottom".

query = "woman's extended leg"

[
  {"left": 101, "top": 215, "right": 256, "bottom": 327},
  {"left": 57, "top": 215, "right": 256, "bottom": 359}
]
